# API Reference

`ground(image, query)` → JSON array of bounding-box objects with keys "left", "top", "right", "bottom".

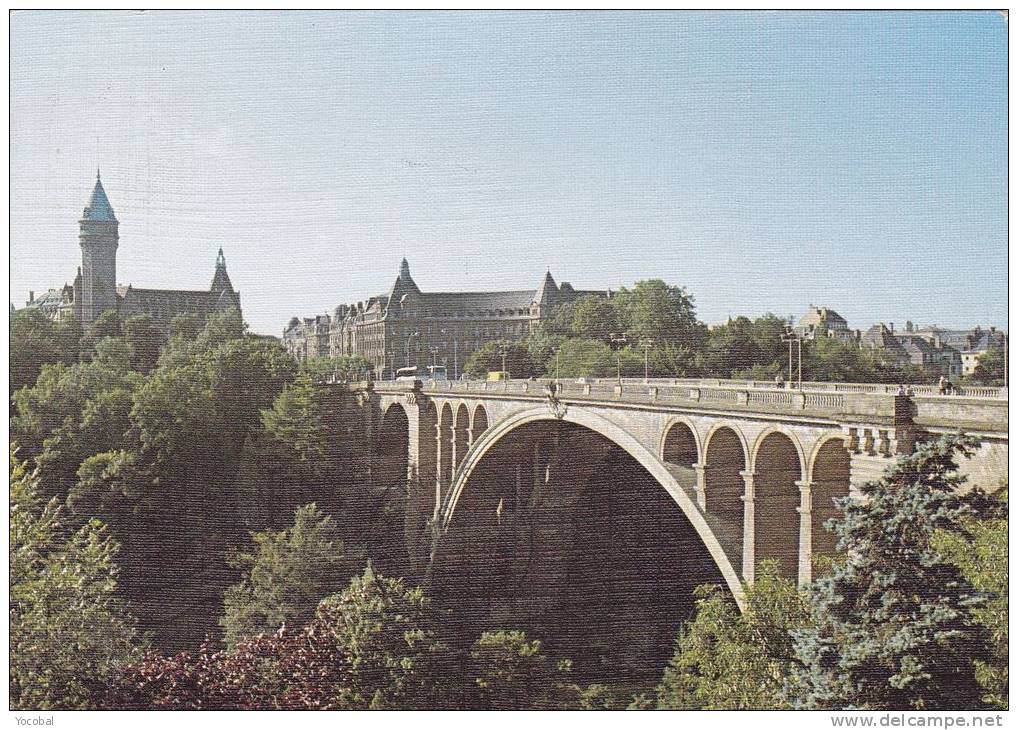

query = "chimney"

[
  {"left": 28, "top": 291, "right": 34, "bottom": 303},
  {"left": 890, "top": 322, "right": 894, "bottom": 334}
]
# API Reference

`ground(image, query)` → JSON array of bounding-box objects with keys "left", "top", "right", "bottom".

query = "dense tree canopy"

[
  {"left": 463, "top": 340, "right": 539, "bottom": 379},
  {"left": 971, "top": 346, "right": 1006, "bottom": 386},
  {"left": 221, "top": 504, "right": 355, "bottom": 648},
  {"left": 653, "top": 564, "right": 809, "bottom": 710},
  {"left": 788, "top": 435, "right": 994, "bottom": 710},
  {"left": 10, "top": 450, "right": 140, "bottom": 709},
  {"left": 10, "top": 309, "right": 81, "bottom": 391}
]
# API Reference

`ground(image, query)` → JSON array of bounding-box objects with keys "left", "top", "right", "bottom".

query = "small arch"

[
  {"left": 439, "top": 403, "right": 454, "bottom": 488},
  {"left": 454, "top": 403, "right": 470, "bottom": 469},
  {"left": 753, "top": 431, "right": 803, "bottom": 580},
  {"left": 702, "top": 425, "right": 748, "bottom": 533},
  {"left": 472, "top": 404, "right": 489, "bottom": 438},
  {"left": 750, "top": 427, "right": 806, "bottom": 478},
  {"left": 662, "top": 419, "right": 700, "bottom": 468},
  {"left": 809, "top": 436, "right": 852, "bottom": 569}
]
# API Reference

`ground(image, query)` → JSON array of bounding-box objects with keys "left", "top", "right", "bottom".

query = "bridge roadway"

[{"left": 346, "top": 376, "right": 1007, "bottom": 605}]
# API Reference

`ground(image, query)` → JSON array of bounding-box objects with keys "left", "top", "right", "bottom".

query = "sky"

[{"left": 10, "top": 10, "right": 1008, "bottom": 336}]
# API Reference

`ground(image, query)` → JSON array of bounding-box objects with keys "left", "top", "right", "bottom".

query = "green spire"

[{"left": 82, "top": 171, "right": 117, "bottom": 222}]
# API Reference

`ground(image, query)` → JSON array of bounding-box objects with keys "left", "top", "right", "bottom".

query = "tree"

[
  {"left": 78, "top": 309, "right": 122, "bottom": 358},
  {"left": 547, "top": 338, "right": 616, "bottom": 378},
  {"left": 568, "top": 295, "right": 621, "bottom": 342},
  {"left": 971, "top": 346, "right": 1006, "bottom": 386},
  {"left": 614, "top": 280, "right": 707, "bottom": 350},
  {"left": 654, "top": 564, "right": 809, "bottom": 709},
  {"left": 300, "top": 355, "right": 374, "bottom": 381},
  {"left": 788, "top": 435, "right": 994, "bottom": 710},
  {"left": 465, "top": 630, "right": 577, "bottom": 709},
  {"left": 122, "top": 314, "right": 165, "bottom": 373},
  {"left": 158, "top": 307, "right": 245, "bottom": 368},
  {"left": 11, "top": 341, "right": 141, "bottom": 493},
  {"left": 935, "top": 485, "right": 1008, "bottom": 708},
  {"left": 10, "top": 309, "right": 81, "bottom": 391},
  {"left": 169, "top": 312, "right": 201, "bottom": 341},
  {"left": 463, "top": 340, "right": 538, "bottom": 379},
  {"left": 221, "top": 504, "right": 354, "bottom": 648},
  {"left": 10, "top": 449, "right": 140, "bottom": 709},
  {"left": 700, "top": 316, "right": 761, "bottom": 377}
]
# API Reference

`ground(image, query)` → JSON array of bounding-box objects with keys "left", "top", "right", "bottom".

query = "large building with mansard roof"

[
  {"left": 283, "top": 258, "right": 606, "bottom": 379},
  {"left": 20, "top": 172, "right": 242, "bottom": 332}
]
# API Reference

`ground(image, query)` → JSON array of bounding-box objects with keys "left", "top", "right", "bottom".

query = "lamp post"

[
  {"left": 781, "top": 327, "right": 803, "bottom": 389},
  {"left": 500, "top": 339, "right": 510, "bottom": 379},
  {"left": 441, "top": 328, "right": 460, "bottom": 380},
  {"left": 554, "top": 346, "right": 561, "bottom": 384},
  {"left": 609, "top": 332, "right": 628, "bottom": 385},
  {"left": 405, "top": 331, "right": 419, "bottom": 370},
  {"left": 641, "top": 338, "right": 654, "bottom": 383}
]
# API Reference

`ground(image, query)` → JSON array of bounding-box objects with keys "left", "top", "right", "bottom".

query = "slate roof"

[
  {"left": 81, "top": 172, "right": 117, "bottom": 222},
  {"left": 419, "top": 290, "right": 537, "bottom": 314}
]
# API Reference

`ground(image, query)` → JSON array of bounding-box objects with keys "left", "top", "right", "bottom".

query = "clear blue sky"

[{"left": 10, "top": 10, "right": 1008, "bottom": 336}]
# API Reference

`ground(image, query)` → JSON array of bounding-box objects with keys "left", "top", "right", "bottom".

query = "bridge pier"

[
  {"left": 693, "top": 463, "right": 707, "bottom": 510},
  {"left": 796, "top": 479, "right": 813, "bottom": 586},
  {"left": 740, "top": 469, "right": 756, "bottom": 583}
]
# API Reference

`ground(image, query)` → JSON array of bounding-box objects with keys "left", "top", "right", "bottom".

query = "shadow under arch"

[
  {"left": 440, "top": 406, "right": 742, "bottom": 602},
  {"left": 433, "top": 406, "right": 745, "bottom": 685}
]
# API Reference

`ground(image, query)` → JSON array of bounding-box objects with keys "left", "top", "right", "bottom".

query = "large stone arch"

[
  {"left": 750, "top": 429, "right": 804, "bottom": 580},
  {"left": 441, "top": 406, "right": 744, "bottom": 607}
]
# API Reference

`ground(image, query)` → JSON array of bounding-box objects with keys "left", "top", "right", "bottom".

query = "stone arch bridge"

[{"left": 345, "top": 377, "right": 1007, "bottom": 609}]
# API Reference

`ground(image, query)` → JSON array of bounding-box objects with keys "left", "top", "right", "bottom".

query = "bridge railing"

[
  {"left": 364, "top": 377, "right": 1007, "bottom": 401},
  {"left": 361, "top": 377, "right": 1007, "bottom": 432}
]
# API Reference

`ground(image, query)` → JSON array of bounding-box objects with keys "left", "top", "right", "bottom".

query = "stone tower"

[{"left": 78, "top": 170, "right": 119, "bottom": 324}]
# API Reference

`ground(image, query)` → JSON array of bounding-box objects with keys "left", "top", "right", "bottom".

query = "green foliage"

[
  {"left": 169, "top": 312, "right": 201, "bottom": 341},
  {"left": 788, "top": 435, "right": 994, "bottom": 710},
  {"left": 613, "top": 279, "right": 707, "bottom": 350},
  {"left": 261, "top": 372, "right": 327, "bottom": 466},
  {"left": 970, "top": 346, "right": 1006, "bottom": 386},
  {"left": 300, "top": 354, "right": 374, "bottom": 381},
  {"left": 122, "top": 314, "right": 165, "bottom": 373},
  {"left": 11, "top": 348, "right": 142, "bottom": 497},
  {"left": 568, "top": 295, "right": 621, "bottom": 342},
  {"left": 55, "top": 312, "right": 297, "bottom": 651},
  {"left": 221, "top": 504, "right": 354, "bottom": 648},
  {"left": 465, "top": 630, "right": 576, "bottom": 709},
  {"left": 78, "top": 309, "right": 123, "bottom": 357},
  {"left": 10, "top": 449, "right": 140, "bottom": 709},
  {"left": 654, "top": 563, "right": 809, "bottom": 709},
  {"left": 158, "top": 307, "right": 245, "bottom": 368},
  {"left": 311, "top": 567, "right": 455, "bottom": 709},
  {"left": 10, "top": 309, "right": 81, "bottom": 391},
  {"left": 541, "top": 337, "right": 642, "bottom": 378},
  {"left": 934, "top": 485, "right": 1008, "bottom": 708},
  {"left": 463, "top": 340, "right": 538, "bottom": 378}
]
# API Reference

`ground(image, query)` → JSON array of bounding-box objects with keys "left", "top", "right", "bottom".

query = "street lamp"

[
  {"left": 609, "top": 332, "right": 629, "bottom": 385},
  {"left": 781, "top": 327, "right": 803, "bottom": 390},
  {"left": 441, "top": 328, "right": 459, "bottom": 380},
  {"left": 500, "top": 339, "right": 510, "bottom": 379},
  {"left": 641, "top": 338, "right": 655, "bottom": 383}
]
